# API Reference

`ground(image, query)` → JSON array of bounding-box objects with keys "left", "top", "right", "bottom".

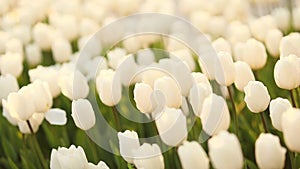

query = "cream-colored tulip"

[
  {"left": 271, "top": 8, "right": 290, "bottom": 32},
  {"left": 0, "top": 52, "right": 23, "bottom": 77},
  {"left": 133, "top": 83, "right": 153, "bottom": 114},
  {"left": 0, "top": 74, "right": 19, "bottom": 105},
  {"left": 107, "top": 48, "right": 127, "bottom": 70},
  {"left": 118, "top": 130, "right": 140, "bottom": 163},
  {"left": 25, "top": 43, "right": 42, "bottom": 66},
  {"left": 45, "top": 108, "right": 67, "bottom": 126},
  {"left": 233, "top": 61, "right": 255, "bottom": 92},
  {"left": 269, "top": 98, "right": 292, "bottom": 131},
  {"left": 265, "top": 29, "right": 283, "bottom": 58},
  {"left": 255, "top": 133, "right": 286, "bottom": 169},
  {"left": 208, "top": 131, "right": 243, "bottom": 169},
  {"left": 33, "top": 23, "right": 55, "bottom": 50},
  {"left": 155, "top": 107, "right": 187, "bottom": 146},
  {"left": 281, "top": 108, "right": 300, "bottom": 152},
  {"left": 280, "top": 33, "right": 300, "bottom": 57},
  {"left": 170, "top": 49, "right": 196, "bottom": 71},
  {"left": 5, "top": 38, "right": 23, "bottom": 58},
  {"left": 212, "top": 37, "right": 232, "bottom": 54},
  {"left": 191, "top": 72, "right": 212, "bottom": 93},
  {"left": 189, "top": 83, "right": 212, "bottom": 117},
  {"left": 133, "top": 143, "right": 164, "bottom": 169},
  {"left": 178, "top": 141, "right": 209, "bottom": 169},
  {"left": 201, "top": 94, "right": 230, "bottom": 136},
  {"left": 249, "top": 15, "right": 277, "bottom": 41},
  {"left": 51, "top": 38, "right": 72, "bottom": 63},
  {"left": 17, "top": 113, "right": 45, "bottom": 134},
  {"left": 293, "top": 7, "right": 300, "bottom": 31},
  {"left": 244, "top": 81, "right": 270, "bottom": 113},
  {"left": 71, "top": 99, "right": 96, "bottom": 130},
  {"left": 274, "top": 54, "right": 300, "bottom": 90},
  {"left": 214, "top": 51, "right": 236, "bottom": 86}
]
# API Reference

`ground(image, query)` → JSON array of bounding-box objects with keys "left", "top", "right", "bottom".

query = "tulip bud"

[
  {"left": 0, "top": 31, "right": 11, "bottom": 53},
  {"left": 178, "top": 141, "right": 209, "bottom": 169},
  {"left": 154, "top": 76, "right": 182, "bottom": 108},
  {"left": 233, "top": 61, "right": 255, "bottom": 92},
  {"left": 0, "top": 74, "right": 19, "bottom": 105},
  {"left": 122, "top": 35, "right": 142, "bottom": 54},
  {"left": 274, "top": 54, "right": 300, "bottom": 90},
  {"left": 155, "top": 107, "right": 187, "bottom": 146},
  {"left": 189, "top": 83, "right": 212, "bottom": 117},
  {"left": 118, "top": 130, "right": 140, "bottom": 163},
  {"left": 51, "top": 38, "right": 72, "bottom": 63},
  {"left": 170, "top": 49, "right": 196, "bottom": 71},
  {"left": 71, "top": 99, "right": 96, "bottom": 130},
  {"left": 244, "top": 81, "right": 270, "bottom": 113},
  {"left": 11, "top": 24, "right": 31, "bottom": 44},
  {"left": 212, "top": 37, "right": 232, "bottom": 55},
  {"left": 293, "top": 7, "right": 300, "bottom": 31},
  {"left": 237, "top": 38, "right": 267, "bottom": 70},
  {"left": 133, "top": 143, "right": 164, "bottom": 169},
  {"left": 191, "top": 72, "right": 212, "bottom": 92},
  {"left": 265, "top": 29, "right": 283, "bottom": 58},
  {"left": 33, "top": 23, "right": 55, "bottom": 50},
  {"left": 45, "top": 108, "right": 67, "bottom": 125},
  {"left": 214, "top": 51, "right": 236, "bottom": 86},
  {"left": 269, "top": 98, "right": 292, "bottom": 131},
  {"left": 281, "top": 108, "right": 300, "bottom": 152},
  {"left": 201, "top": 94, "right": 230, "bottom": 136},
  {"left": 96, "top": 69, "right": 122, "bottom": 106},
  {"left": 141, "top": 67, "right": 166, "bottom": 88},
  {"left": 136, "top": 49, "right": 155, "bottom": 66},
  {"left": 50, "top": 14, "right": 78, "bottom": 41},
  {"left": 255, "top": 133, "right": 286, "bottom": 169},
  {"left": 133, "top": 83, "right": 153, "bottom": 114},
  {"left": 107, "top": 48, "right": 127, "bottom": 70},
  {"left": 87, "top": 161, "right": 109, "bottom": 169},
  {"left": 208, "top": 131, "right": 243, "bottom": 169},
  {"left": 249, "top": 15, "right": 277, "bottom": 41},
  {"left": 208, "top": 16, "right": 226, "bottom": 37},
  {"left": 116, "top": 54, "right": 138, "bottom": 86},
  {"left": 0, "top": 52, "right": 23, "bottom": 77},
  {"left": 271, "top": 8, "right": 290, "bottom": 32},
  {"left": 79, "top": 17, "right": 99, "bottom": 37},
  {"left": 280, "top": 33, "right": 300, "bottom": 57},
  {"left": 226, "top": 21, "right": 251, "bottom": 45},
  {"left": 5, "top": 38, "right": 23, "bottom": 57},
  {"left": 29, "top": 65, "right": 61, "bottom": 98},
  {"left": 50, "top": 145, "right": 88, "bottom": 169},
  {"left": 25, "top": 43, "right": 42, "bottom": 66},
  {"left": 17, "top": 113, "right": 45, "bottom": 134}
]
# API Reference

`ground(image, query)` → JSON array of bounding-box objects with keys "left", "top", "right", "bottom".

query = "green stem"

[
  {"left": 112, "top": 106, "right": 121, "bottom": 131},
  {"left": 290, "top": 90, "right": 297, "bottom": 108},
  {"left": 227, "top": 86, "right": 239, "bottom": 138},
  {"left": 259, "top": 112, "right": 269, "bottom": 133},
  {"left": 289, "top": 151, "right": 295, "bottom": 169}
]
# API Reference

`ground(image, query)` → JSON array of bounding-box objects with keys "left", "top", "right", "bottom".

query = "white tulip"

[
  {"left": 212, "top": 37, "right": 232, "bottom": 55},
  {"left": 265, "top": 29, "right": 283, "bottom": 58},
  {"left": 79, "top": 17, "right": 99, "bottom": 37},
  {"left": 5, "top": 38, "right": 23, "bottom": 58},
  {"left": 83, "top": 56, "right": 108, "bottom": 81},
  {"left": 280, "top": 33, "right": 300, "bottom": 57},
  {"left": 33, "top": 23, "right": 55, "bottom": 50},
  {"left": 49, "top": 14, "right": 78, "bottom": 41},
  {"left": 201, "top": 94, "right": 230, "bottom": 136},
  {"left": 249, "top": 15, "right": 277, "bottom": 41},
  {"left": 122, "top": 36, "right": 142, "bottom": 54},
  {"left": 0, "top": 52, "right": 23, "bottom": 77},
  {"left": 71, "top": 99, "right": 96, "bottom": 130},
  {"left": 170, "top": 49, "right": 196, "bottom": 71},
  {"left": 29, "top": 65, "right": 61, "bottom": 98},
  {"left": 208, "top": 16, "right": 227, "bottom": 37},
  {"left": 236, "top": 38, "right": 267, "bottom": 70},
  {"left": 134, "top": 83, "right": 153, "bottom": 114},
  {"left": 133, "top": 143, "right": 164, "bottom": 169},
  {"left": 178, "top": 141, "right": 209, "bottom": 169},
  {"left": 45, "top": 108, "right": 67, "bottom": 126},
  {"left": 0, "top": 31, "right": 11, "bottom": 53},
  {"left": 17, "top": 113, "right": 45, "bottom": 134},
  {"left": 116, "top": 54, "right": 138, "bottom": 86},
  {"left": 293, "top": 7, "right": 300, "bottom": 31},
  {"left": 269, "top": 98, "right": 292, "bottom": 131},
  {"left": 118, "top": 130, "right": 140, "bottom": 163},
  {"left": 107, "top": 48, "right": 127, "bottom": 70},
  {"left": 255, "top": 133, "right": 286, "bottom": 169},
  {"left": 190, "top": 11, "right": 211, "bottom": 33},
  {"left": 136, "top": 49, "right": 155, "bottom": 66},
  {"left": 50, "top": 145, "right": 88, "bottom": 169},
  {"left": 155, "top": 107, "right": 187, "bottom": 146},
  {"left": 225, "top": 21, "right": 251, "bottom": 45},
  {"left": 189, "top": 83, "right": 212, "bottom": 117},
  {"left": 274, "top": 54, "right": 300, "bottom": 90},
  {"left": 154, "top": 76, "right": 182, "bottom": 108},
  {"left": 281, "top": 108, "right": 300, "bottom": 152},
  {"left": 0, "top": 74, "right": 19, "bottom": 105},
  {"left": 11, "top": 24, "right": 31, "bottom": 44},
  {"left": 78, "top": 35, "right": 102, "bottom": 57},
  {"left": 208, "top": 131, "right": 243, "bottom": 169},
  {"left": 233, "top": 61, "right": 255, "bottom": 92},
  {"left": 191, "top": 72, "right": 212, "bottom": 92},
  {"left": 141, "top": 68, "right": 166, "bottom": 88},
  {"left": 25, "top": 43, "right": 42, "bottom": 66},
  {"left": 51, "top": 38, "right": 72, "bottom": 63},
  {"left": 87, "top": 161, "right": 110, "bottom": 169},
  {"left": 271, "top": 8, "right": 290, "bottom": 32},
  {"left": 215, "top": 51, "right": 236, "bottom": 86},
  {"left": 96, "top": 69, "right": 122, "bottom": 106},
  {"left": 244, "top": 81, "right": 270, "bottom": 113}
]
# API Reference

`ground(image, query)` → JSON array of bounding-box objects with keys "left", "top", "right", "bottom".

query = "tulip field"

[{"left": 1, "top": 0, "right": 300, "bottom": 169}]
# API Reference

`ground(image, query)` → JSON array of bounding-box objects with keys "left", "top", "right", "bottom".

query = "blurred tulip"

[
  {"left": 33, "top": 22, "right": 55, "bottom": 50},
  {"left": 134, "top": 83, "right": 153, "bottom": 114},
  {"left": 208, "top": 131, "right": 243, "bottom": 169},
  {"left": 280, "top": 33, "right": 300, "bottom": 57},
  {"left": 269, "top": 98, "right": 292, "bottom": 131},
  {"left": 265, "top": 29, "right": 283, "bottom": 58},
  {"left": 154, "top": 76, "right": 182, "bottom": 108},
  {"left": 118, "top": 130, "right": 140, "bottom": 163},
  {"left": 107, "top": 47, "right": 127, "bottom": 69},
  {"left": 249, "top": 15, "right": 276, "bottom": 41},
  {"left": 201, "top": 94, "right": 230, "bottom": 136},
  {"left": 233, "top": 61, "right": 255, "bottom": 92},
  {"left": 271, "top": 8, "right": 290, "bottom": 32},
  {"left": 11, "top": 24, "right": 31, "bottom": 44},
  {"left": 18, "top": 113, "right": 45, "bottom": 134},
  {"left": 96, "top": 69, "right": 122, "bottom": 106},
  {"left": 244, "top": 81, "right": 270, "bottom": 113},
  {"left": 155, "top": 107, "right": 187, "bottom": 146},
  {"left": 170, "top": 49, "right": 195, "bottom": 71},
  {"left": 189, "top": 83, "right": 212, "bottom": 117},
  {"left": 214, "top": 51, "right": 236, "bottom": 86},
  {"left": 293, "top": 7, "right": 300, "bottom": 31},
  {"left": 136, "top": 49, "right": 155, "bottom": 66},
  {"left": 50, "top": 145, "right": 88, "bottom": 169},
  {"left": 0, "top": 52, "right": 23, "bottom": 77},
  {"left": 178, "top": 141, "right": 209, "bottom": 169},
  {"left": 274, "top": 54, "right": 300, "bottom": 90},
  {"left": 281, "top": 108, "right": 300, "bottom": 152},
  {"left": 212, "top": 37, "right": 232, "bottom": 54},
  {"left": 0, "top": 74, "right": 19, "bottom": 105},
  {"left": 255, "top": 133, "right": 286, "bottom": 169},
  {"left": 45, "top": 108, "right": 67, "bottom": 125},
  {"left": 5, "top": 38, "right": 23, "bottom": 57},
  {"left": 51, "top": 38, "right": 72, "bottom": 63},
  {"left": 71, "top": 99, "right": 96, "bottom": 130},
  {"left": 25, "top": 43, "right": 42, "bottom": 66},
  {"left": 191, "top": 72, "right": 212, "bottom": 92},
  {"left": 133, "top": 143, "right": 164, "bottom": 169},
  {"left": 116, "top": 54, "right": 138, "bottom": 86}
]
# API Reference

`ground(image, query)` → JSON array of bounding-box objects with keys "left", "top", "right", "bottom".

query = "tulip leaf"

[
  {"left": 245, "top": 159, "right": 258, "bottom": 169},
  {"left": 294, "top": 153, "right": 300, "bottom": 169},
  {"left": 8, "top": 158, "right": 19, "bottom": 169},
  {"left": 2, "top": 137, "right": 17, "bottom": 162}
]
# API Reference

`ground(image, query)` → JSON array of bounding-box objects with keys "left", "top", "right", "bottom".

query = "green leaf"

[
  {"left": 2, "top": 137, "right": 17, "bottom": 161},
  {"left": 245, "top": 159, "right": 258, "bottom": 169},
  {"left": 294, "top": 153, "right": 300, "bottom": 169},
  {"left": 8, "top": 158, "right": 19, "bottom": 169}
]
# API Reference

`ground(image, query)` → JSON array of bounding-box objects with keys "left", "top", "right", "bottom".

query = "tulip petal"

[{"left": 45, "top": 108, "right": 67, "bottom": 125}]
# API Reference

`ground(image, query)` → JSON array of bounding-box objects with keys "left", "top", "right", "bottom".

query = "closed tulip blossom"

[
  {"left": 191, "top": 72, "right": 212, "bottom": 93},
  {"left": 208, "top": 131, "right": 243, "bottom": 169},
  {"left": 212, "top": 37, "right": 232, "bottom": 54},
  {"left": 25, "top": 43, "right": 42, "bottom": 66},
  {"left": 280, "top": 33, "right": 300, "bottom": 57},
  {"left": 155, "top": 107, "right": 187, "bottom": 146},
  {"left": 244, "top": 81, "right": 270, "bottom": 113},
  {"left": 87, "top": 161, "right": 110, "bottom": 169},
  {"left": 249, "top": 15, "right": 276, "bottom": 41},
  {"left": 17, "top": 113, "right": 45, "bottom": 134},
  {"left": 214, "top": 51, "right": 236, "bottom": 86},
  {"left": 255, "top": 133, "right": 286, "bottom": 169},
  {"left": 133, "top": 143, "right": 164, "bottom": 169},
  {"left": 118, "top": 130, "right": 140, "bottom": 163},
  {"left": 51, "top": 38, "right": 72, "bottom": 63},
  {"left": 201, "top": 94, "right": 230, "bottom": 136},
  {"left": 269, "top": 98, "right": 292, "bottom": 131},
  {"left": 0, "top": 52, "right": 23, "bottom": 77},
  {"left": 133, "top": 83, "right": 153, "bottom": 114},
  {"left": 71, "top": 99, "right": 96, "bottom": 130},
  {"left": 271, "top": 8, "right": 290, "bottom": 32},
  {"left": 233, "top": 61, "right": 255, "bottom": 92},
  {"left": 265, "top": 29, "right": 283, "bottom": 58},
  {"left": 281, "top": 108, "right": 300, "bottom": 152},
  {"left": 189, "top": 83, "right": 212, "bottom": 117},
  {"left": 274, "top": 54, "right": 300, "bottom": 90},
  {"left": 178, "top": 141, "right": 209, "bottom": 169},
  {"left": 0, "top": 74, "right": 19, "bottom": 105}
]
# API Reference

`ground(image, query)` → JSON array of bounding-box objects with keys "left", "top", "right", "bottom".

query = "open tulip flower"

[{"left": 1, "top": 1, "right": 300, "bottom": 169}]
